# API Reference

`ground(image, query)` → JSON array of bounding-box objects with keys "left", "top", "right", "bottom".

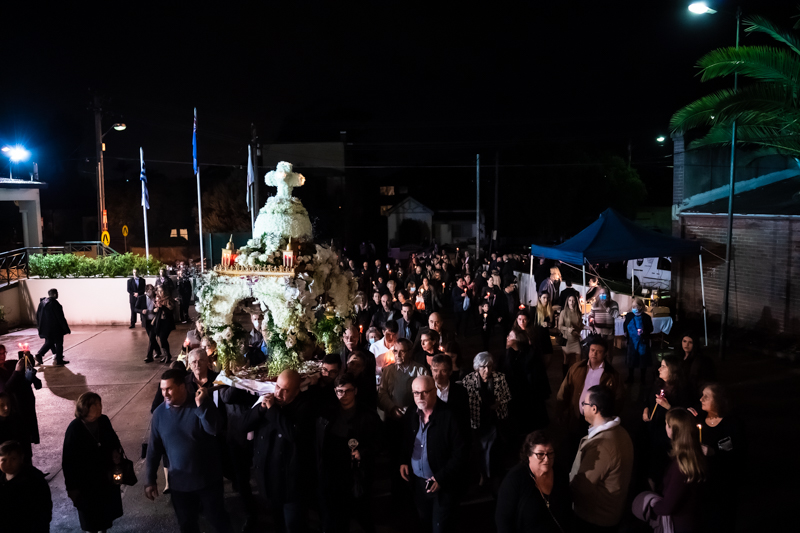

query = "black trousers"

[
  {"left": 146, "top": 329, "right": 171, "bottom": 359},
  {"left": 319, "top": 478, "right": 375, "bottom": 533},
  {"left": 270, "top": 500, "right": 307, "bottom": 533},
  {"left": 36, "top": 334, "right": 64, "bottom": 362},
  {"left": 411, "top": 475, "right": 458, "bottom": 533},
  {"left": 170, "top": 482, "right": 234, "bottom": 533},
  {"left": 179, "top": 298, "right": 190, "bottom": 322},
  {"left": 227, "top": 440, "right": 256, "bottom": 517},
  {"left": 130, "top": 300, "right": 140, "bottom": 326}
]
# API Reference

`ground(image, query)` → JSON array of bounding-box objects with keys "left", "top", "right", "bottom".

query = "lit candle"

[
  {"left": 359, "top": 325, "right": 363, "bottom": 334},
  {"left": 697, "top": 424, "right": 702, "bottom": 443}
]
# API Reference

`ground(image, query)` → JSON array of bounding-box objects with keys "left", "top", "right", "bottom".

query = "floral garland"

[
  {"left": 195, "top": 243, "right": 357, "bottom": 378},
  {"left": 234, "top": 233, "right": 314, "bottom": 268}
]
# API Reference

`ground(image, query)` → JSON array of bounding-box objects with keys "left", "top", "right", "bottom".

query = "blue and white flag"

[
  {"left": 140, "top": 147, "right": 149, "bottom": 209},
  {"left": 192, "top": 108, "right": 198, "bottom": 175},
  {"left": 247, "top": 145, "right": 255, "bottom": 210}
]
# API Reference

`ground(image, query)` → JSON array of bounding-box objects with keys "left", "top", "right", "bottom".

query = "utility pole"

[
  {"left": 719, "top": 6, "right": 743, "bottom": 361},
  {"left": 494, "top": 151, "right": 499, "bottom": 245},
  {"left": 476, "top": 154, "right": 480, "bottom": 264},
  {"left": 93, "top": 96, "right": 106, "bottom": 241}
]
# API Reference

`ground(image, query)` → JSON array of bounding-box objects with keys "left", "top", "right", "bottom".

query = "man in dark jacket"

[
  {"left": 244, "top": 369, "right": 317, "bottom": 533},
  {"left": 34, "top": 289, "right": 71, "bottom": 366},
  {"left": 0, "top": 440, "right": 52, "bottom": 533},
  {"left": 400, "top": 375, "right": 469, "bottom": 533},
  {"left": 316, "top": 373, "right": 382, "bottom": 533},
  {"left": 397, "top": 302, "right": 424, "bottom": 342},
  {"left": 127, "top": 268, "right": 146, "bottom": 328},
  {"left": 430, "top": 354, "right": 470, "bottom": 435}
]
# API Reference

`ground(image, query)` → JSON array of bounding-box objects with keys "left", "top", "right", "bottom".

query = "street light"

[
  {"left": 656, "top": 136, "right": 666, "bottom": 143},
  {"left": 93, "top": 93, "right": 127, "bottom": 239},
  {"left": 1, "top": 145, "right": 30, "bottom": 179},
  {"left": 688, "top": 2, "right": 716, "bottom": 15},
  {"left": 688, "top": 2, "right": 742, "bottom": 360}
]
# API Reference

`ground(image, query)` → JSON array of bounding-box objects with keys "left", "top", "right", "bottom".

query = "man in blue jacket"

[{"left": 145, "top": 369, "right": 233, "bottom": 533}]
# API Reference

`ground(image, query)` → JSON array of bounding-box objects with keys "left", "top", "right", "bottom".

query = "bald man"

[
  {"left": 401, "top": 375, "right": 469, "bottom": 533},
  {"left": 244, "top": 369, "right": 317, "bottom": 532}
]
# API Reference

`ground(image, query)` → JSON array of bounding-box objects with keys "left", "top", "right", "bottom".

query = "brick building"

[{"left": 671, "top": 135, "right": 800, "bottom": 338}]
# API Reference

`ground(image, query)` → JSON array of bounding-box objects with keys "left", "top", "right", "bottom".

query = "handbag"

[
  {"left": 111, "top": 448, "right": 138, "bottom": 486},
  {"left": 463, "top": 295, "right": 471, "bottom": 311}
]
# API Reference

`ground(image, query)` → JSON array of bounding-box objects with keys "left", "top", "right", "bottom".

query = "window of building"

[
  {"left": 380, "top": 205, "right": 393, "bottom": 216},
  {"left": 380, "top": 186, "right": 395, "bottom": 196},
  {"left": 180, "top": 229, "right": 188, "bottom": 240}
]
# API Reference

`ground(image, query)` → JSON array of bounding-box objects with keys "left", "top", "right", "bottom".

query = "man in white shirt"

[{"left": 370, "top": 320, "right": 399, "bottom": 375}]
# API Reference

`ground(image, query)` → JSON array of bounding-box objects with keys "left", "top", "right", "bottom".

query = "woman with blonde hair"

[
  {"left": 533, "top": 292, "right": 555, "bottom": 359},
  {"left": 649, "top": 408, "right": 707, "bottom": 532},
  {"left": 557, "top": 294, "right": 583, "bottom": 377}
]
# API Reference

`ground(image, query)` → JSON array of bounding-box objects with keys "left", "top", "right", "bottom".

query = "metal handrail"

[
  {"left": 65, "top": 241, "right": 119, "bottom": 257},
  {"left": 0, "top": 246, "right": 64, "bottom": 284}
]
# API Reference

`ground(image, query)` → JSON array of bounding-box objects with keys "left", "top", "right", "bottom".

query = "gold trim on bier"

[{"left": 213, "top": 263, "right": 297, "bottom": 277}]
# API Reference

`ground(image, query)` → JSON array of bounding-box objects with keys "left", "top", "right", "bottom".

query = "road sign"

[
  {"left": 101, "top": 231, "right": 111, "bottom": 247},
  {"left": 122, "top": 225, "right": 129, "bottom": 237}
]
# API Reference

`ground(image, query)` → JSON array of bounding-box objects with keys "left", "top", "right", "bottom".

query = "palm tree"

[{"left": 670, "top": 14, "right": 800, "bottom": 157}]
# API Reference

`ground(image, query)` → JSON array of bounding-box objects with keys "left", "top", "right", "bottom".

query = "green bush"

[{"left": 28, "top": 253, "right": 164, "bottom": 278}]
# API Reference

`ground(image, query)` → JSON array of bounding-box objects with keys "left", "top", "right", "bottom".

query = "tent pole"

[
  {"left": 699, "top": 252, "right": 708, "bottom": 347},
  {"left": 582, "top": 261, "right": 586, "bottom": 307},
  {"left": 632, "top": 266, "right": 635, "bottom": 296},
  {"left": 529, "top": 253, "right": 534, "bottom": 308}
]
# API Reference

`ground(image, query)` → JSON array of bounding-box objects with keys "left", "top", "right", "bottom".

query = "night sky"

[{"left": 0, "top": 0, "right": 794, "bottom": 251}]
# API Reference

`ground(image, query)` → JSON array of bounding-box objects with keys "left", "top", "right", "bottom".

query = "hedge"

[{"left": 28, "top": 253, "right": 164, "bottom": 278}]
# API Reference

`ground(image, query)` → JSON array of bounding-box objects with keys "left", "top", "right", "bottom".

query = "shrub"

[{"left": 28, "top": 253, "right": 164, "bottom": 278}]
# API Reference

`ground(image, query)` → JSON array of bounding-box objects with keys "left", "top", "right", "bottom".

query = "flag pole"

[
  {"left": 194, "top": 108, "right": 205, "bottom": 272},
  {"left": 248, "top": 145, "right": 255, "bottom": 233},
  {"left": 140, "top": 147, "right": 150, "bottom": 260}
]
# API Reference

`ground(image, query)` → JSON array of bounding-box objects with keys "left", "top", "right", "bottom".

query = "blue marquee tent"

[
  {"left": 529, "top": 208, "right": 700, "bottom": 264},
  {"left": 530, "top": 208, "right": 707, "bottom": 344}
]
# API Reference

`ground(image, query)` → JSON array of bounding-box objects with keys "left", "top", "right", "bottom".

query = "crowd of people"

[{"left": 0, "top": 247, "right": 745, "bottom": 533}]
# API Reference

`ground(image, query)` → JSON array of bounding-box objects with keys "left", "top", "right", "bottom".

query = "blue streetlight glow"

[{"left": 2, "top": 145, "right": 30, "bottom": 162}]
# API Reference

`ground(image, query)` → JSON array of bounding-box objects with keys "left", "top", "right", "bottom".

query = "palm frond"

[
  {"left": 697, "top": 46, "right": 800, "bottom": 87},
  {"left": 745, "top": 15, "right": 800, "bottom": 57},
  {"left": 689, "top": 124, "right": 800, "bottom": 157},
  {"left": 670, "top": 84, "right": 800, "bottom": 134}
]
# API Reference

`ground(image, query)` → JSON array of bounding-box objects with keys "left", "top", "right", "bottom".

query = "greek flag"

[
  {"left": 192, "top": 108, "right": 198, "bottom": 175},
  {"left": 247, "top": 145, "right": 255, "bottom": 210},
  {"left": 140, "top": 148, "right": 150, "bottom": 209}
]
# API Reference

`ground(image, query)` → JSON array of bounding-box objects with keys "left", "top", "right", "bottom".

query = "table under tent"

[{"left": 528, "top": 208, "right": 708, "bottom": 345}]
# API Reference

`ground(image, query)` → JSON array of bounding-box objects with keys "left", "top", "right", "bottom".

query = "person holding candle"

[
  {"left": 316, "top": 372, "right": 382, "bottom": 533},
  {"left": 693, "top": 383, "right": 745, "bottom": 532},
  {"left": 642, "top": 356, "right": 692, "bottom": 486},
  {"left": 623, "top": 298, "right": 653, "bottom": 385},
  {"left": 62, "top": 392, "right": 126, "bottom": 532},
  {"left": 645, "top": 408, "right": 707, "bottom": 532}
]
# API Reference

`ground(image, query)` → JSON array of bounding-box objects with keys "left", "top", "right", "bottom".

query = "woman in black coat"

[
  {"left": 62, "top": 392, "right": 124, "bottom": 532},
  {"left": 145, "top": 286, "right": 175, "bottom": 364},
  {"left": 496, "top": 430, "right": 572, "bottom": 533}
]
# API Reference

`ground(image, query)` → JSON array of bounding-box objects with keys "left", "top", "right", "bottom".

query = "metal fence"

[{"left": 0, "top": 241, "right": 118, "bottom": 285}]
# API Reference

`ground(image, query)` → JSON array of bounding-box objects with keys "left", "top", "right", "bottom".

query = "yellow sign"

[
  {"left": 122, "top": 225, "right": 129, "bottom": 237},
  {"left": 101, "top": 231, "right": 111, "bottom": 247}
]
